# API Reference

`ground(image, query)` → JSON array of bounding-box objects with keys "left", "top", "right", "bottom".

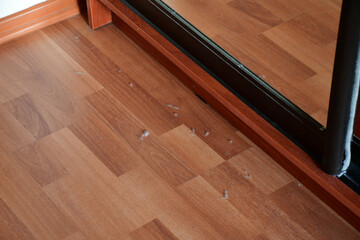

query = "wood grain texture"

[
  {"left": 0, "top": 0, "right": 80, "bottom": 45},
  {"left": 0, "top": 105, "right": 35, "bottom": 152},
  {"left": 80, "top": 18, "right": 251, "bottom": 160},
  {"left": 0, "top": 147, "right": 76, "bottom": 240},
  {"left": 86, "top": 0, "right": 112, "bottom": 29},
  {"left": 228, "top": 0, "right": 283, "bottom": 27},
  {"left": 43, "top": 18, "right": 249, "bottom": 159},
  {"left": 62, "top": 232, "right": 87, "bottom": 240},
  {"left": 177, "top": 176, "right": 259, "bottom": 239},
  {"left": 0, "top": 31, "right": 99, "bottom": 136},
  {"left": 3, "top": 94, "right": 51, "bottom": 139},
  {"left": 200, "top": 159, "right": 313, "bottom": 239},
  {"left": 0, "top": 72, "right": 26, "bottom": 104},
  {"left": 116, "top": 166, "right": 226, "bottom": 240},
  {"left": 69, "top": 113, "right": 142, "bottom": 177},
  {"left": 212, "top": 34, "right": 322, "bottom": 116},
  {"left": 162, "top": 0, "right": 340, "bottom": 126},
  {"left": 160, "top": 124, "right": 224, "bottom": 175},
  {"left": 0, "top": 14, "right": 359, "bottom": 239},
  {"left": 228, "top": 147, "right": 294, "bottom": 195},
  {"left": 270, "top": 182, "right": 360, "bottom": 239},
  {"left": 12, "top": 139, "right": 68, "bottom": 187},
  {"left": 42, "top": 128, "right": 137, "bottom": 240},
  {"left": 234, "top": 34, "right": 317, "bottom": 84},
  {"left": 96, "top": 0, "right": 360, "bottom": 232},
  {"left": 0, "top": 197, "right": 36, "bottom": 240},
  {"left": 130, "top": 219, "right": 178, "bottom": 240},
  {"left": 85, "top": 89, "right": 195, "bottom": 187}
]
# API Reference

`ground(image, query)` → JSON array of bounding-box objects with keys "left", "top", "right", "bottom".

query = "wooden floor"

[
  {"left": 0, "top": 15, "right": 358, "bottom": 239},
  {"left": 162, "top": 0, "right": 342, "bottom": 126}
]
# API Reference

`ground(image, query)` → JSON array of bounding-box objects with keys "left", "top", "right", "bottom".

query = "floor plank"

[
  {"left": 130, "top": 219, "right": 178, "bottom": 240},
  {"left": 12, "top": 138, "right": 69, "bottom": 187},
  {"left": 85, "top": 89, "right": 195, "bottom": 187},
  {"left": 269, "top": 182, "right": 360, "bottom": 240},
  {"left": 69, "top": 113, "right": 142, "bottom": 177},
  {"left": 177, "top": 176, "right": 259, "bottom": 239},
  {"left": 0, "top": 147, "right": 76, "bottom": 240},
  {"left": 0, "top": 197, "right": 36, "bottom": 240},
  {"left": 201, "top": 160, "right": 314, "bottom": 239},
  {"left": 228, "top": 0, "right": 283, "bottom": 27},
  {"left": 42, "top": 128, "right": 139, "bottom": 240},
  {"left": 44, "top": 21, "right": 179, "bottom": 136},
  {"left": 160, "top": 124, "right": 225, "bottom": 175},
  {"left": 0, "top": 72, "right": 26, "bottom": 104},
  {"left": 117, "top": 166, "right": 226, "bottom": 240},
  {"left": 3, "top": 94, "right": 52, "bottom": 139},
  {"left": 0, "top": 105, "right": 35, "bottom": 152},
  {"left": 0, "top": 34, "right": 91, "bottom": 136},
  {"left": 228, "top": 147, "right": 294, "bottom": 195}
]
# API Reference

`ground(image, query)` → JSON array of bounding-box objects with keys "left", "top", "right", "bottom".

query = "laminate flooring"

[
  {"left": 0, "top": 15, "right": 358, "bottom": 239},
  {"left": 162, "top": 0, "right": 342, "bottom": 126}
]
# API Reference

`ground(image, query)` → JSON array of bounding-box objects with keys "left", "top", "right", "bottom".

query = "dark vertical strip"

[{"left": 323, "top": 0, "right": 360, "bottom": 175}]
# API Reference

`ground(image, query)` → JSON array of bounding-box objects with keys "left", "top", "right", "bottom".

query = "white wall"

[{"left": 0, "top": 0, "right": 48, "bottom": 18}]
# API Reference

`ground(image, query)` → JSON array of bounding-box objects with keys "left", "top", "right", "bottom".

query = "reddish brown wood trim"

[
  {"left": 86, "top": 0, "right": 112, "bottom": 29},
  {"left": 95, "top": 0, "right": 360, "bottom": 231},
  {"left": 0, "top": 0, "right": 80, "bottom": 45}
]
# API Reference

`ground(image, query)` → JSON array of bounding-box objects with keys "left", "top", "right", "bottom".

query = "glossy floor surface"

[
  {"left": 162, "top": 0, "right": 342, "bottom": 126},
  {"left": 0, "top": 15, "right": 358, "bottom": 239}
]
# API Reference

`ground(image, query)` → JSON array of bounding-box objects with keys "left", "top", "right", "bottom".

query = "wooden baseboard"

[
  {"left": 0, "top": 0, "right": 80, "bottom": 45},
  {"left": 94, "top": 0, "right": 360, "bottom": 231}
]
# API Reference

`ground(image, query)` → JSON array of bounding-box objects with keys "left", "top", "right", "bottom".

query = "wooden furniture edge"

[
  {"left": 86, "top": 0, "right": 112, "bottom": 29},
  {"left": 0, "top": 0, "right": 80, "bottom": 45},
  {"left": 93, "top": 0, "right": 360, "bottom": 231}
]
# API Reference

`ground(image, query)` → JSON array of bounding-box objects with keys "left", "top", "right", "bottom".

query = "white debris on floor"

[
  {"left": 139, "top": 130, "right": 150, "bottom": 140},
  {"left": 244, "top": 173, "right": 252, "bottom": 179},
  {"left": 129, "top": 82, "right": 134, "bottom": 87},
  {"left": 243, "top": 170, "right": 252, "bottom": 179},
  {"left": 228, "top": 139, "right": 233, "bottom": 144},
  {"left": 217, "top": 190, "right": 229, "bottom": 200},
  {"left": 224, "top": 190, "right": 229, "bottom": 199},
  {"left": 75, "top": 71, "right": 85, "bottom": 75},
  {"left": 166, "top": 103, "right": 180, "bottom": 110},
  {"left": 191, "top": 128, "right": 195, "bottom": 135},
  {"left": 173, "top": 112, "right": 178, "bottom": 117},
  {"left": 204, "top": 131, "right": 210, "bottom": 137}
]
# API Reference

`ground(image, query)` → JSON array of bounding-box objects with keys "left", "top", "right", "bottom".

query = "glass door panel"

[{"left": 162, "top": 0, "right": 342, "bottom": 126}]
